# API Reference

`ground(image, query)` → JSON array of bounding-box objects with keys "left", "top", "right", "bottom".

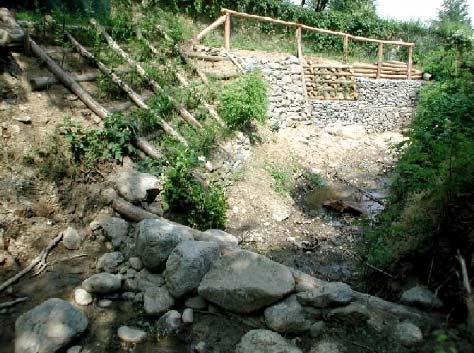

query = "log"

[
  {"left": 67, "top": 32, "right": 189, "bottom": 146},
  {"left": 224, "top": 13, "right": 231, "bottom": 50},
  {"left": 177, "top": 46, "right": 210, "bottom": 84},
  {"left": 376, "top": 43, "right": 384, "bottom": 79},
  {"left": 106, "top": 189, "right": 159, "bottom": 222},
  {"left": 223, "top": 48, "right": 244, "bottom": 72},
  {"left": 343, "top": 34, "right": 349, "bottom": 63},
  {"left": 29, "top": 38, "right": 109, "bottom": 119},
  {"left": 296, "top": 26, "right": 302, "bottom": 59},
  {"left": 136, "top": 137, "right": 163, "bottom": 159},
  {"left": 91, "top": 19, "right": 202, "bottom": 130},
  {"left": 194, "top": 15, "right": 227, "bottom": 42},
  {"left": 407, "top": 45, "right": 413, "bottom": 79},
  {"left": 30, "top": 72, "right": 99, "bottom": 91},
  {"left": 106, "top": 91, "right": 154, "bottom": 113},
  {"left": 185, "top": 53, "right": 230, "bottom": 62}
]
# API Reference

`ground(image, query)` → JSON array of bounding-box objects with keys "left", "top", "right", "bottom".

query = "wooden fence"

[{"left": 194, "top": 8, "right": 417, "bottom": 80}]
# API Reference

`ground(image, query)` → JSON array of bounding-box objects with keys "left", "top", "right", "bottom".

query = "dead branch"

[
  {"left": 32, "top": 253, "right": 88, "bottom": 277},
  {"left": 0, "top": 297, "right": 28, "bottom": 309},
  {"left": 456, "top": 251, "right": 474, "bottom": 339},
  {"left": 0, "top": 233, "right": 63, "bottom": 293}
]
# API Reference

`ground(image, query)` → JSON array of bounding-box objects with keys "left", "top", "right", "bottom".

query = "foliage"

[
  {"left": 329, "top": 0, "right": 376, "bottom": 16},
  {"left": 437, "top": 0, "right": 472, "bottom": 28},
  {"left": 163, "top": 153, "right": 227, "bottom": 230},
  {"left": 64, "top": 114, "right": 137, "bottom": 165},
  {"left": 218, "top": 72, "right": 268, "bottom": 130}
]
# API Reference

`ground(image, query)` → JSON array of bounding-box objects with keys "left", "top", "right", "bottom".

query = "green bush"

[
  {"left": 218, "top": 71, "right": 268, "bottom": 130},
  {"left": 163, "top": 153, "right": 227, "bottom": 230}
]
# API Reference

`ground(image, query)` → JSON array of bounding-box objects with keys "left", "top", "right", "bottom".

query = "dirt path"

[{"left": 225, "top": 123, "right": 405, "bottom": 284}]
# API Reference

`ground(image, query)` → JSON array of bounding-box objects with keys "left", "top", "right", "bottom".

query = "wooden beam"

[
  {"left": 343, "top": 34, "right": 349, "bottom": 63},
  {"left": 407, "top": 45, "right": 413, "bottom": 80},
  {"left": 194, "top": 15, "right": 227, "bottom": 42},
  {"left": 224, "top": 13, "right": 231, "bottom": 50},
  {"left": 376, "top": 43, "right": 384, "bottom": 79},
  {"left": 296, "top": 26, "right": 302, "bottom": 59}
]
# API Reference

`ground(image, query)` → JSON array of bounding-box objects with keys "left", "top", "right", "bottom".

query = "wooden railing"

[{"left": 194, "top": 8, "right": 416, "bottom": 80}]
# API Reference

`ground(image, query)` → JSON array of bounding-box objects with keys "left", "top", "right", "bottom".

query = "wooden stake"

[
  {"left": 343, "top": 34, "right": 349, "bottom": 63},
  {"left": 376, "top": 43, "right": 384, "bottom": 79},
  {"left": 296, "top": 26, "right": 302, "bottom": 59},
  {"left": 407, "top": 45, "right": 413, "bottom": 80},
  {"left": 193, "top": 15, "right": 227, "bottom": 43},
  {"left": 224, "top": 13, "right": 231, "bottom": 51}
]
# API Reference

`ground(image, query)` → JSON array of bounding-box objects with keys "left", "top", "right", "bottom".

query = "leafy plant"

[{"left": 218, "top": 71, "right": 268, "bottom": 130}]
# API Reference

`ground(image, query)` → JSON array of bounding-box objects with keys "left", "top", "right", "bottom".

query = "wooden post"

[
  {"left": 343, "top": 34, "right": 349, "bottom": 63},
  {"left": 376, "top": 43, "right": 384, "bottom": 79},
  {"left": 296, "top": 26, "right": 302, "bottom": 59},
  {"left": 224, "top": 13, "right": 231, "bottom": 50},
  {"left": 407, "top": 45, "right": 413, "bottom": 80}
]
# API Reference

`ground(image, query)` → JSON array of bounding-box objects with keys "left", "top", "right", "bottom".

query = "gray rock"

[
  {"left": 135, "top": 219, "right": 194, "bottom": 272},
  {"left": 310, "top": 340, "right": 342, "bottom": 353},
  {"left": 400, "top": 286, "right": 443, "bottom": 309},
  {"left": 66, "top": 346, "right": 82, "bottom": 353},
  {"left": 143, "top": 286, "right": 175, "bottom": 315},
  {"left": 117, "top": 326, "right": 146, "bottom": 343},
  {"left": 195, "top": 229, "right": 239, "bottom": 250},
  {"left": 165, "top": 240, "right": 220, "bottom": 298},
  {"left": 116, "top": 169, "right": 162, "bottom": 203},
  {"left": 326, "top": 302, "right": 370, "bottom": 323},
  {"left": 296, "top": 282, "right": 353, "bottom": 308},
  {"left": 309, "top": 321, "right": 326, "bottom": 338},
  {"left": 82, "top": 273, "right": 121, "bottom": 294},
  {"left": 128, "top": 257, "right": 143, "bottom": 271},
  {"left": 182, "top": 308, "right": 193, "bottom": 324},
  {"left": 156, "top": 310, "right": 182, "bottom": 334},
  {"left": 236, "top": 329, "right": 302, "bottom": 353},
  {"left": 74, "top": 288, "right": 93, "bottom": 306},
  {"left": 97, "top": 252, "right": 124, "bottom": 273},
  {"left": 264, "top": 295, "right": 311, "bottom": 333},
  {"left": 185, "top": 296, "right": 207, "bottom": 310},
  {"left": 291, "top": 269, "right": 326, "bottom": 292},
  {"left": 63, "top": 227, "right": 82, "bottom": 250},
  {"left": 15, "top": 298, "right": 88, "bottom": 353},
  {"left": 137, "top": 270, "right": 165, "bottom": 292},
  {"left": 91, "top": 217, "right": 129, "bottom": 249},
  {"left": 393, "top": 321, "right": 423, "bottom": 346},
  {"left": 198, "top": 251, "right": 294, "bottom": 313}
]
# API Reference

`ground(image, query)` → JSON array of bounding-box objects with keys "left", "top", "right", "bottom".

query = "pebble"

[
  {"left": 118, "top": 326, "right": 147, "bottom": 343},
  {"left": 74, "top": 288, "right": 93, "bottom": 306},
  {"left": 63, "top": 227, "right": 82, "bottom": 250},
  {"left": 98, "top": 299, "right": 113, "bottom": 308},
  {"left": 182, "top": 308, "right": 193, "bottom": 324},
  {"left": 14, "top": 116, "right": 32, "bottom": 124}
]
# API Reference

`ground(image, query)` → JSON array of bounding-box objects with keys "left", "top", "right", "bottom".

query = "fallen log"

[
  {"left": 67, "top": 32, "right": 188, "bottom": 147},
  {"left": 91, "top": 19, "right": 202, "bottom": 130},
  {"left": 223, "top": 48, "right": 244, "bottom": 72},
  {"left": 103, "top": 188, "right": 159, "bottom": 222},
  {"left": 106, "top": 91, "right": 154, "bottom": 113},
  {"left": 30, "top": 71, "right": 99, "bottom": 91},
  {"left": 0, "top": 297, "right": 28, "bottom": 309},
  {"left": 177, "top": 45, "right": 210, "bottom": 84},
  {"left": 186, "top": 52, "right": 230, "bottom": 62}
]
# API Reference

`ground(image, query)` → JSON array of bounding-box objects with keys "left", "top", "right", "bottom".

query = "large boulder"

[
  {"left": 82, "top": 273, "right": 121, "bottom": 294},
  {"left": 165, "top": 240, "right": 220, "bottom": 298},
  {"left": 116, "top": 169, "right": 162, "bottom": 203},
  {"left": 194, "top": 229, "right": 239, "bottom": 250},
  {"left": 264, "top": 295, "right": 311, "bottom": 333},
  {"left": 235, "top": 329, "right": 302, "bottom": 353},
  {"left": 15, "top": 298, "right": 88, "bottom": 353},
  {"left": 143, "top": 286, "right": 175, "bottom": 315},
  {"left": 296, "top": 282, "right": 353, "bottom": 308},
  {"left": 91, "top": 216, "right": 129, "bottom": 249},
  {"left": 135, "top": 219, "right": 195, "bottom": 272},
  {"left": 198, "top": 250, "right": 294, "bottom": 313},
  {"left": 400, "top": 286, "right": 443, "bottom": 309},
  {"left": 393, "top": 321, "right": 423, "bottom": 346}
]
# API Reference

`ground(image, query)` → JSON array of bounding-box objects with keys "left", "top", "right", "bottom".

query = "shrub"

[
  {"left": 164, "top": 153, "right": 227, "bottom": 230},
  {"left": 218, "top": 71, "right": 268, "bottom": 130}
]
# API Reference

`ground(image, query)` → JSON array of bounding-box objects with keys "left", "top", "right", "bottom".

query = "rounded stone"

[
  {"left": 74, "top": 288, "right": 93, "bottom": 306},
  {"left": 182, "top": 308, "right": 193, "bottom": 324},
  {"left": 118, "top": 326, "right": 147, "bottom": 343}
]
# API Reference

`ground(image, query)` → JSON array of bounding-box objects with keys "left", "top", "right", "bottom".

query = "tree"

[
  {"left": 438, "top": 0, "right": 472, "bottom": 26},
  {"left": 329, "top": 0, "right": 376, "bottom": 15},
  {"left": 301, "top": 0, "right": 330, "bottom": 12}
]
